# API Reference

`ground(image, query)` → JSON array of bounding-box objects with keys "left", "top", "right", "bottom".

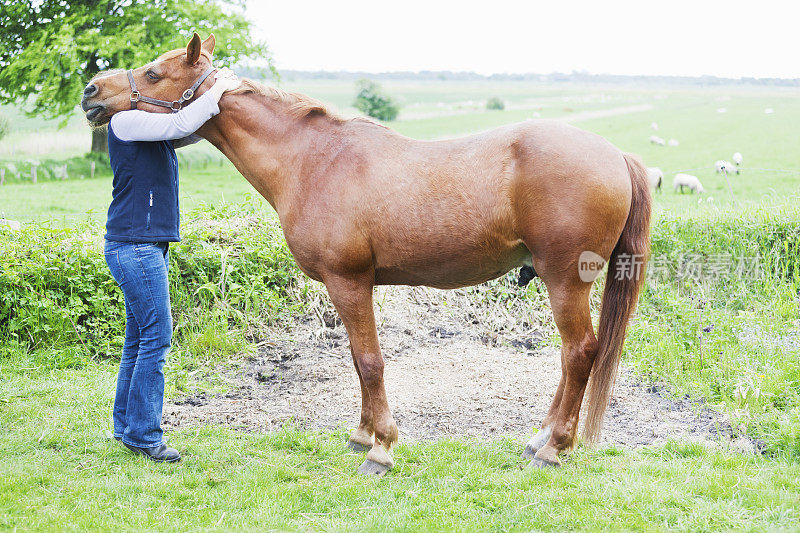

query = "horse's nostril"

[{"left": 83, "top": 84, "right": 98, "bottom": 97}]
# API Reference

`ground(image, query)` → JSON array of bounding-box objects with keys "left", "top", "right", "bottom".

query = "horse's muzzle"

[{"left": 84, "top": 105, "right": 105, "bottom": 123}]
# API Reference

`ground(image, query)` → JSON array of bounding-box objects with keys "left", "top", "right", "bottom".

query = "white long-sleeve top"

[{"left": 109, "top": 89, "right": 221, "bottom": 145}]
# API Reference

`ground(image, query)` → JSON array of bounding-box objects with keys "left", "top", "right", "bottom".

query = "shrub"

[
  {"left": 486, "top": 97, "right": 505, "bottom": 111},
  {"left": 353, "top": 79, "right": 399, "bottom": 121},
  {"left": 0, "top": 201, "right": 308, "bottom": 367}
]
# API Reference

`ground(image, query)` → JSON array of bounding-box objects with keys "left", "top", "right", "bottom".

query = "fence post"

[
  {"left": 31, "top": 165, "right": 37, "bottom": 184},
  {"left": 0, "top": 168, "right": 5, "bottom": 186},
  {"left": 90, "top": 161, "right": 95, "bottom": 179},
  {"left": 62, "top": 164, "right": 68, "bottom": 180}
]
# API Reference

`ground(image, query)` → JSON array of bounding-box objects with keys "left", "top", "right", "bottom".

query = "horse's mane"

[{"left": 228, "top": 79, "right": 345, "bottom": 122}]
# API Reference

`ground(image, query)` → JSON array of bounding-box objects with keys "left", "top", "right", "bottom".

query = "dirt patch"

[{"left": 164, "top": 285, "right": 736, "bottom": 449}]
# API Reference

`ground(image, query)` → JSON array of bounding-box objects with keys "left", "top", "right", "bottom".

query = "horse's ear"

[
  {"left": 186, "top": 32, "right": 202, "bottom": 65},
  {"left": 202, "top": 34, "right": 216, "bottom": 56}
]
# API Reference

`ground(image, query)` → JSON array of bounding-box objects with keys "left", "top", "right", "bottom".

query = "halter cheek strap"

[{"left": 127, "top": 66, "right": 217, "bottom": 112}]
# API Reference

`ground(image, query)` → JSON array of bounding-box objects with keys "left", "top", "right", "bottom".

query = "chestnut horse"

[{"left": 82, "top": 33, "right": 651, "bottom": 475}]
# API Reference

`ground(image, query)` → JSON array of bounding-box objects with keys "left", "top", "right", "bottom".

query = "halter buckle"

[
  {"left": 130, "top": 91, "right": 140, "bottom": 103},
  {"left": 182, "top": 88, "right": 194, "bottom": 100},
  {"left": 171, "top": 101, "right": 182, "bottom": 111}
]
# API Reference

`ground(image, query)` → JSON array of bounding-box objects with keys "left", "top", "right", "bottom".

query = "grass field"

[
  {"left": 3, "top": 364, "right": 800, "bottom": 531},
  {"left": 2, "top": 79, "right": 800, "bottom": 530}
]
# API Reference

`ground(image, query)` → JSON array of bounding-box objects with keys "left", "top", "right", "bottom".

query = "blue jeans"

[{"left": 104, "top": 240, "right": 172, "bottom": 448}]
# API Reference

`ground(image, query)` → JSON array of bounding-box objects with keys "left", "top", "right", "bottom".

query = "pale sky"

[{"left": 247, "top": 0, "right": 797, "bottom": 79}]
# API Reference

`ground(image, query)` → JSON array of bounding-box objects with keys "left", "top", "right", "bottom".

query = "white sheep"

[
  {"left": 732, "top": 152, "right": 743, "bottom": 165},
  {"left": 649, "top": 135, "right": 665, "bottom": 146},
  {"left": 650, "top": 122, "right": 659, "bottom": 130},
  {"left": 673, "top": 173, "right": 705, "bottom": 194},
  {"left": 668, "top": 138, "right": 680, "bottom": 146},
  {"left": 646, "top": 167, "right": 663, "bottom": 191},
  {"left": 0, "top": 219, "right": 22, "bottom": 231},
  {"left": 715, "top": 160, "right": 740, "bottom": 174}
]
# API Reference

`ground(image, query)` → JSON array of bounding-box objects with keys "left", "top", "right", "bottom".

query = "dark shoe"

[{"left": 123, "top": 442, "right": 181, "bottom": 463}]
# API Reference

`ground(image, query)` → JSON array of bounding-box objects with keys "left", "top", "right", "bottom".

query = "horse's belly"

[{"left": 373, "top": 242, "right": 531, "bottom": 289}]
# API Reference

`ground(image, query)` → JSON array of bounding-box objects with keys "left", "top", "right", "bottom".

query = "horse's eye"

[{"left": 146, "top": 70, "right": 159, "bottom": 81}]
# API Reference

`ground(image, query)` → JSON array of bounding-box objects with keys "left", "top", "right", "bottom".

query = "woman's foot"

[{"left": 123, "top": 442, "right": 181, "bottom": 463}]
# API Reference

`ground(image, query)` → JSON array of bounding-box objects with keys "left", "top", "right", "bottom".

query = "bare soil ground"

[{"left": 164, "top": 285, "right": 741, "bottom": 449}]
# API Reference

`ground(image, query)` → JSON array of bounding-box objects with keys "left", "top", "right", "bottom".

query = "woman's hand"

[{"left": 213, "top": 67, "right": 241, "bottom": 93}]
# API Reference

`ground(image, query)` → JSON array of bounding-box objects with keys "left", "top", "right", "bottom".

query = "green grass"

[
  {"left": 1, "top": 161, "right": 260, "bottom": 223},
  {"left": 2, "top": 363, "right": 799, "bottom": 532}
]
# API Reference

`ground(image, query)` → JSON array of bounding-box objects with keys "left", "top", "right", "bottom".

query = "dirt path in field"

[
  {"left": 164, "top": 285, "right": 747, "bottom": 451},
  {"left": 407, "top": 102, "right": 654, "bottom": 124},
  {"left": 558, "top": 104, "right": 654, "bottom": 124}
]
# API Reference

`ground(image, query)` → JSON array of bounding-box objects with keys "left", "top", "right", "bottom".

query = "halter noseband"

[{"left": 127, "top": 66, "right": 217, "bottom": 112}]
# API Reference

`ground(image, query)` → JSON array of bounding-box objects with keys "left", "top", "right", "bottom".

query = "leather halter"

[{"left": 127, "top": 66, "right": 217, "bottom": 112}]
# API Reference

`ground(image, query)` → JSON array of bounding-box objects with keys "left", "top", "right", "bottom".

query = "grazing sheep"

[
  {"left": 646, "top": 167, "right": 663, "bottom": 191},
  {"left": 649, "top": 135, "right": 666, "bottom": 146},
  {"left": 0, "top": 219, "right": 21, "bottom": 231},
  {"left": 715, "top": 160, "right": 740, "bottom": 174},
  {"left": 732, "top": 152, "right": 743, "bottom": 165},
  {"left": 650, "top": 122, "right": 659, "bottom": 130},
  {"left": 668, "top": 138, "right": 680, "bottom": 146},
  {"left": 673, "top": 173, "right": 705, "bottom": 194},
  {"left": 764, "top": 108, "right": 774, "bottom": 114}
]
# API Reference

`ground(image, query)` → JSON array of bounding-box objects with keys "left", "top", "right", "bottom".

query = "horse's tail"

[{"left": 583, "top": 153, "right": 652, "bottom": 444}]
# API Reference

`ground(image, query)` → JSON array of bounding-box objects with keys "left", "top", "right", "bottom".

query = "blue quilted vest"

[{"left": 105, "top": 124, "right": 180, "bottom": 242}]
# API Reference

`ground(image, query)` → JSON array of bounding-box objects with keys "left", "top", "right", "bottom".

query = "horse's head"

[{"left": 81, "top": 33, "right": 216, "bottom": 126}]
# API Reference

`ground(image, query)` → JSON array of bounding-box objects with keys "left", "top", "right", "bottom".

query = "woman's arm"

[
  {"left": 110, "top": 69, "right": 239, "bottom": 142},
  {"left": 171, "top": 134, "right": 203, "bottom": 149}
]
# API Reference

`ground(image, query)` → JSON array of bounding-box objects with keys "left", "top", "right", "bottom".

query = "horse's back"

[{"left": 287, "top": 118, "right": 634, "bottom": 289}]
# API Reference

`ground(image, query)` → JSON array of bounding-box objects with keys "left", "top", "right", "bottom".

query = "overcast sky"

[{"left": 246, "top": 0, "right": 796, "bottom": 78}]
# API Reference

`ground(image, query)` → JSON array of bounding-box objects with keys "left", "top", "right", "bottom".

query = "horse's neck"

[{"left": 197, "top": 93, "right": 326, "bottom": 212}]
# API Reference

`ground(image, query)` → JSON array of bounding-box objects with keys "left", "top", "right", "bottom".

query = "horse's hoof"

[
  {"left": 346, "top": 439, "right": 370, "bottom": 453},
  {"left": 522, "top": 426, "right": 552, "bottom": 459},
  {"left": 521, "top": 443, "right": 537, "bottom": 459},
  {"left": 528, "top": 457, "right": 559, "bottom": 469},
  {"left": 357, "top": 459, "right": 390, "bottom": 477}
]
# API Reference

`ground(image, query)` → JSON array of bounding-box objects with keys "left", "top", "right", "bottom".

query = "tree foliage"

[
  {"left": 486, "top": 97, "right": 505, "bottom": 110},
  {"left": 0, "top": 0, "right": 272, "bottom": 122},
  {"left": 353, "top": 79, "right": 399, "bottom": 121}
]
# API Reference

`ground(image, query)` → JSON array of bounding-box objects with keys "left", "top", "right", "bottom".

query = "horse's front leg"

[
  {"left": 346, "top": 346, "right": 375, "bottom": 452},
  {"left": 324, "top": 273, "right": 398, "bottom": 476}
]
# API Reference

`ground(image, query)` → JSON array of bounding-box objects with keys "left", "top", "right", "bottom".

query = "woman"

[{"left": 104, "top": 68, "right": 240, "bottom": 462}]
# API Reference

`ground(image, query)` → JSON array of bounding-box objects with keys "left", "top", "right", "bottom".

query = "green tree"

[
  {"left": 486, "top": 97, "right": 505, "bottom": 110},
  {"left": 0, "top": 0, "right": 272, "bottom": 152},
  {"left": 353, "top": 79, "right": 399, "bottom": 121}
]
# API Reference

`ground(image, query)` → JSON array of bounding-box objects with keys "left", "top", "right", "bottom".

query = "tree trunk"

[{"left": 91, "top": 127, "right": 108, "bottom": 153}]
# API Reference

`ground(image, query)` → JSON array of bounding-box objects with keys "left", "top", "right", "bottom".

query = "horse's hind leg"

[
  {"left": 324, "top": 274, "right": 398, "bottom": 476},
  {"left": 523, "top": 364, "right": 564, "bottom": 458},
  {"left": 526, "top": 279, "right": 598, "bottom": 466}
]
